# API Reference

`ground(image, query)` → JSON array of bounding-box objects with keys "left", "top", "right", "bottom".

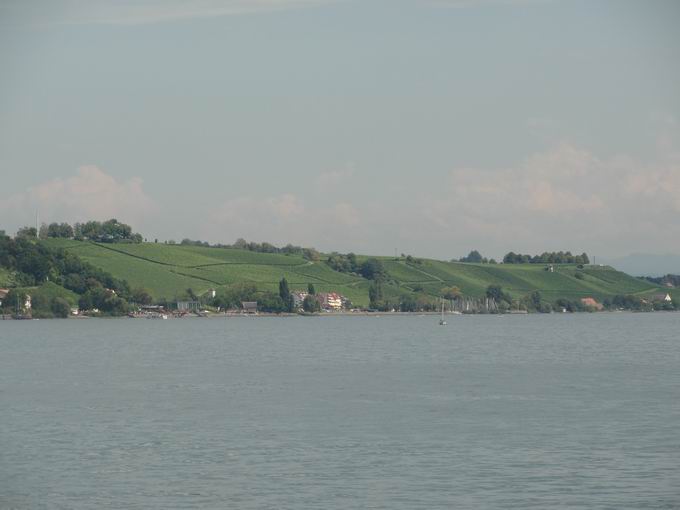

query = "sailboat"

[{"left": 439, "top": 299, "right": 447, "bottom": 326}]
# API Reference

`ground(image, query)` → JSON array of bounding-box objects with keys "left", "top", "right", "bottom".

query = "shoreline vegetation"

[
  {"left": 1, "top": 219, "right": 677, "bottom": 319},
  {"left": 0, "top": 310, "right": 680, "bottom": 321},
  {"left": 2, "top": 309, "right": 677, "bottom": 321}
]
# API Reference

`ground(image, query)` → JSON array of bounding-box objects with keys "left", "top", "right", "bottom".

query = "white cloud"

[
  {"left": 205, "top": 193, "right": 368, "bottom": 247},
  {"left": 423, "top": 142, "right": 680, "bottom": 254},
  {"left": 0, "top": 166, "right": 157, "bottom": 232},
  {"left": 2, "top": 0, "right": 334, "bottom": 26},
  {"left": 329, "top": 202, "right": 361, "bottom": 227},
  {"left": 198, "top": 140, "right": 680, "bottom": 257}
]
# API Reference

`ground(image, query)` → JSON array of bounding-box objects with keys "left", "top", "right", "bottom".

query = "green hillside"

[
  {"left": 44, "top": 239, "right": 374, "bottom": 305},
  {"left": 20, "top": 281, "right": 80, "bottom": 307},
  {"left": 42, "top": 239, "right": 669, "bottom": 307},
  {"left": 377, "top": 258, "right": 662, "bottom": 303}
]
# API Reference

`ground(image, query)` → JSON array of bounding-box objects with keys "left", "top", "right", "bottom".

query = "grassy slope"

[
  {"left": 16, "top": 281, "right": 80, "bottom": 307},
  {"left": 44, "top": 240, "right": 371, "bottom": 304},
  {"left": 374, "top": 257, "right": 664, "bottom": 303},
  {"left": 43, "top": 240, "right": 668, "bottom": 306}
]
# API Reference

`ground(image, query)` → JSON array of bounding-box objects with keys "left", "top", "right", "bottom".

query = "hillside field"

[{"left": 41, "top": 240, "right": 670, "bottom": 307}]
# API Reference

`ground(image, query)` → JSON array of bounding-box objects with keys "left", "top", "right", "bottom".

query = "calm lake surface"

[{"left": 1, "top": 313, "right": 679, "bottom": 509}]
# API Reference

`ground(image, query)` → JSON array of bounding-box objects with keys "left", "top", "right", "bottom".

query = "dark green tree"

[
  {"left": 51, "top": 297, "right": 71, "bottom": 318},
  {"left": 302, "top": 294, "right": 321, "bottom": 313},
  {"left": 360, "top": 258, "right": 385, "bottom": 280},
  {"left": 1, "top": 289, "right": 27, "bottom": 313},
  {"left": 279, "top": 277, "right": 293, "bottom": 312},
  {"left": 16, "top": 227, "right": 37, "bottom": 239},
  {"left": 369, "top": 280, "right": 383, "bottom": 309},
  {"left": 258, "top": 292, "right": 286, "bottom": 313},
  {"left": 307, "top": 283, "right": 316, "bottom": 295},
  {"left": 460, "top": 250, "right": 484, "bottom": 263},
  {"left": 486, "top": 284, "right": 510, "bottom": 304},
  {"left": 132, "top": 288, "right": 153, "bottom": 305},
  {"left": 78, "top": 293, "right": 93, "bottom": 311},
  {"left": 528, "top": 290, "right": 542, "bottom": 310}
]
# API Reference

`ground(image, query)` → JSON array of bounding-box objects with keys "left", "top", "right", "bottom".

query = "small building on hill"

[
  {"left": 242, "top": 301, "right": 258, "bottom": 314},
  {"left": 580, "top": 297, "right": 603, "bottom": 310}
]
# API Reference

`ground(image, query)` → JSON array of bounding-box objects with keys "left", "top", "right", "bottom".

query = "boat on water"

[{"left": 439, "top": 300, "right": 447, "bottom": 326}]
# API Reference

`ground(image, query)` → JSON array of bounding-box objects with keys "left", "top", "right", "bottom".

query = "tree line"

[
  {"left": 640, "top": 274, "right": 679, "bottom": 288},
  {"left": 502, "top": 251, "right": 590, "bottom": 265},
  {"left": 175, "top": 237, "right": 321, "bottom": 261},
  {"left": 17, "top": 218, "right": 143, "bottom": 244},
  {"left": 458, "top": 250, "right": 498, "bottom": 264}
]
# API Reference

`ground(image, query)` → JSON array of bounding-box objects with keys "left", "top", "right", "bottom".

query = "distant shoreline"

[{"left": 2, "top": 309, "right": 678, "bottom": 321}]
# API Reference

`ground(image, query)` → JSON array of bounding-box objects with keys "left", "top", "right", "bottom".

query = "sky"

[{"left": 1, "top": 0, "right": 679, "bottom": 266}]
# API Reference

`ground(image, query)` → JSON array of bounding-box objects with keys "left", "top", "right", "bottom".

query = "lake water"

[{"left": 1, "top": 313, "right": 679, "bottom": 509}]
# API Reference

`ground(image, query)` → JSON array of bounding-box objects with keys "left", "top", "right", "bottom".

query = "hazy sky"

[{"left": 1, "top": 0, "right": 679, "bottom": 261}]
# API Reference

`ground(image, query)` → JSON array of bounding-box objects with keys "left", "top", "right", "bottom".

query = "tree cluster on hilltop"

[
  {"left": 177, "top": 237, "right": 320, "bottom": 261},
  {"left": 17, "top": 218, "right": 143, "bottom": 244},
  {"left": 503, "top": 251, "right": 590, "bottom": 265},
  {"left": 325, "top": 253, "right": 388, "bottom": 281},
  {"left": 458, "top": 250, "right": 497, "bottom": 264}
]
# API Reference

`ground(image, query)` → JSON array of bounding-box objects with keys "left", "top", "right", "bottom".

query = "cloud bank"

[
  {"left": 2, "top": 141, "right": 679, "bottom": 260},
  {"left": 421, "top": 142, "right": 680, "bottom": 255},
  {"left": 0, "top": 166, "right": 156, "bottom": 231},
  {"left": 1, "top": 0, "right": 333, "bottom": 26}
]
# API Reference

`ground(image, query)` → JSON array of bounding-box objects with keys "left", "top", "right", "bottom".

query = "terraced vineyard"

[
  {"left": 44, "top": 240, "right": 372, "bottom": 304},
  {"left": 379, "top": 258, "right": 662, "bottom": 302},
  {"left": 42, "top": 240, "right": 669, "bottom": 307}
]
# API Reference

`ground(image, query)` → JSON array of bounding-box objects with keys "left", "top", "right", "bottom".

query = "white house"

[{"left": 318, "top": 292, "right": 343, "bottom": 310}]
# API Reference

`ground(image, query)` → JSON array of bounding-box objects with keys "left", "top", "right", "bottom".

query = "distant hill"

[{"left": 43, "top": 239, "right": 668, "bottom": 307}]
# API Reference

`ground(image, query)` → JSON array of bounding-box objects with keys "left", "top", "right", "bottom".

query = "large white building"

[{"left": 318, "top": 292, "right": 343, "bottom": 310}]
